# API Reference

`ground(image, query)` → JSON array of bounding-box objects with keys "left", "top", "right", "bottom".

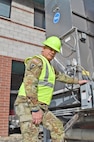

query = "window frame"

[
  {"left": 34, "top": 8, "right": 45, "bottom": 29},
  {"left": 0, "top": 0, "right": 12, "bottom": 18}
]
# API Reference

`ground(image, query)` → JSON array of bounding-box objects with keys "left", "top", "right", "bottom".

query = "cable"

[{"left": 77, "top": 64, "right": 92, "bottom": 81}]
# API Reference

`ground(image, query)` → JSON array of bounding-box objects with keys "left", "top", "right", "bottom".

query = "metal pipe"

[
  {"left": 75, "top": 28, "right": 82, "bottom": 80},
  {"left": 65, "top": 129, "right": 94, "bottom": 141}
]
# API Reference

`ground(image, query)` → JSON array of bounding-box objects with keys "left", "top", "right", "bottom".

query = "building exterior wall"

[
  {"left": 0, "top": 0, "right": 45, "bottom": 136},
  {"left": 0, "top": 0, "right": 45, "bottom": 59},
  {"left": 0, "top": 56, "right": 12, "bottom": 136}
]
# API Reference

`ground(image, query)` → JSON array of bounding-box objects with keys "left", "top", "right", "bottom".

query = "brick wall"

[{"left": 0, "top": 56, "right": 12, "bottom": 136}]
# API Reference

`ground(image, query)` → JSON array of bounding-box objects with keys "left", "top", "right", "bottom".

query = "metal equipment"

[{"left": 44, "top": 0, "right": 94, "bottom": 141}]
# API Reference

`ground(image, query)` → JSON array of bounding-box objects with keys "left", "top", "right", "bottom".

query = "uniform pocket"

[
  {"left": 15, "top": 103, "right": 32, "bottom": 122},
  {"left": 15, "top": 103, "right": 30, "bottom": 116}
]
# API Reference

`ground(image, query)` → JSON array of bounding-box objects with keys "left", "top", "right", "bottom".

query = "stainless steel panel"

[
  {"left": 45, "top": 0, "right": 72, "bottom": 37},
  {"left": 84, "top": 0, "right": 94, "bottom": 22}
]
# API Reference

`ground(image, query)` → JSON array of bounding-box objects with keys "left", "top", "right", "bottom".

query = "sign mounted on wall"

[
  {"left": 53, "top": 12, "right": 61, "bottom": 24},
  {"left": 45, "top": 0, "right": 72, "bottom": 37}
]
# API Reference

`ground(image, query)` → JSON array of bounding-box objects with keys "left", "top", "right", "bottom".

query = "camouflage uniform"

[{"left": 15, "top": 56, "right": 79, "bottom": 142}]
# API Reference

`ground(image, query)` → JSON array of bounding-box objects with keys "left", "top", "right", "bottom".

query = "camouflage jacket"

[{"left": 15, "top": 56, "right": 79, "bottom": 109}]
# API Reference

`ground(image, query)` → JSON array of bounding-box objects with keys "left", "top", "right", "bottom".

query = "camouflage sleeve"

[
  {"left": 56, "top": 72, "right": 79, "bottom": 84},
  {"left": 23, "top": 56, "right": 43, "bottom": 109}
]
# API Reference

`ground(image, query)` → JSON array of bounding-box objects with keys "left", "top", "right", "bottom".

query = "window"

[
  {"left": 0, "top": 0, "right": 11, "bottom": 18},
  {"left": 10, "top": 60, "right": 25, "bottom": 115},
  {"left": 11, "top": 60, "right": 25, "bottom": 90},
  {"left": 9, "top": 60, "right": 25, "bottom": 134},
  {"left": 34, "top": 8, "right": 45, "bottom": 29}
]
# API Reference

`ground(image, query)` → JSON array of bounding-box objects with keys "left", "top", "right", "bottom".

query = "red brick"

[{"left": 0, "top": 55, "right": 12, "bottom": 136}]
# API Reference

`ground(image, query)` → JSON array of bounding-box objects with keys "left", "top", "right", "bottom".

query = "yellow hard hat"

[{"left": 43, "top": 36, "right": 61, "bottom": 52}]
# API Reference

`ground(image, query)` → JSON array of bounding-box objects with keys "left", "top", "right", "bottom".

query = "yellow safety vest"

[{"left": 18, "top": 55, "right": 55, "bottom": 105}]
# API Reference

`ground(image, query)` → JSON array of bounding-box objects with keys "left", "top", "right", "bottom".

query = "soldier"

[{"left": 14, "top": 36, "right": 88, "bottom": 142}]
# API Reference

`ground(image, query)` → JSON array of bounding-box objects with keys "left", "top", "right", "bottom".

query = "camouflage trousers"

[{"left": 15, "top": 102, "right": 65, "bottom": 142}]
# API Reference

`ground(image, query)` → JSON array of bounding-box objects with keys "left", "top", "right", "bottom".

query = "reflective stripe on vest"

[
  {"left": 38, "top": 62, "right": 54, "bottom": 88},
  {"left": 37, "top": 55, "right": 55, "bottom": 105},
  {"left": 38, "top": 81, "right": 54, "bottom": 88}
]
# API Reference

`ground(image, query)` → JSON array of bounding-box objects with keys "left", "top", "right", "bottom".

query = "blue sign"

[{"left": 53, "top": 12, "right": 60, "bottom": 24}]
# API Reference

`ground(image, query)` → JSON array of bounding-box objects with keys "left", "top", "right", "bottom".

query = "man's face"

[{"left": 42, "top": 46, "right": 57, "bottom": 61}]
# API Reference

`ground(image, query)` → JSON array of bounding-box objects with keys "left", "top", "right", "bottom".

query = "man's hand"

[
  {"left": 78, "top": 80, "right": 88, "bottom": 85},
  {"left": 32, "top": 109, "right": 43, "bottom": 125}
]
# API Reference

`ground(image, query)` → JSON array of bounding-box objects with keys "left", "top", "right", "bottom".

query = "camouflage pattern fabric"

[
  {"left": 23, "top": 56, "right": 43, "bottom": 103},
  {"left": 42, "top": 111, "right": 65, "bottom": 142},
  {"left": 15, "top": 102, "right": 64, "bottom": 142},
  {"left": 14, "top": 55, "right": 79, "bottom": 142},
  {"left": 56, "top": 72, "right": 79, "bottom": 84},
  {"left": 23, "top": 56, "right": 78, "bottom": 106},
  {"left": 15, "top": 56, "right": 78, "bottom": 106}
]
